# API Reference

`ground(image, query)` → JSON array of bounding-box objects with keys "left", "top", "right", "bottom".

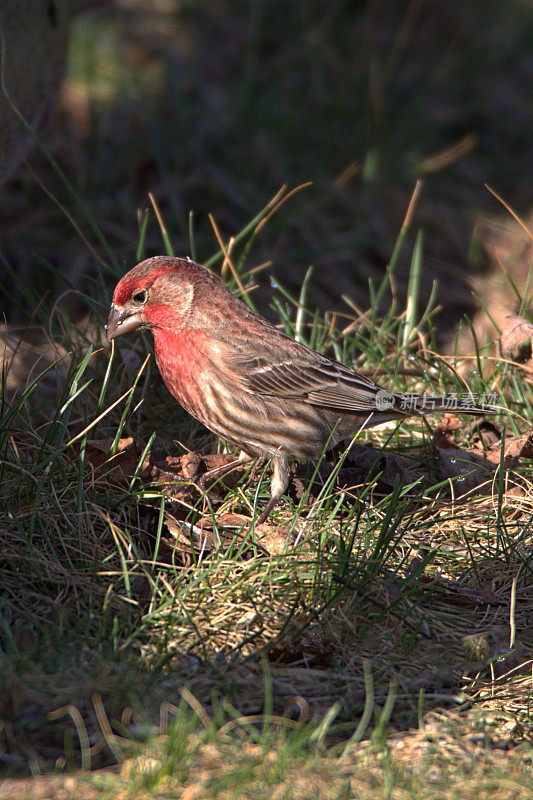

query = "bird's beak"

[{"left": 106, "top": 305, "right": 143, "bottom": 340}]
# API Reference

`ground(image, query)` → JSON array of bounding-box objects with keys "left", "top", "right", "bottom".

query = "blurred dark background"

[{"left": 1, "top": 0, "right": 532, "bottom": 347}]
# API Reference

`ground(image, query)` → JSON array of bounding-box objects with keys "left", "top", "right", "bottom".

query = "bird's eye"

[{"left": 132, "top": 289, "right": 147, "bottom": 304}]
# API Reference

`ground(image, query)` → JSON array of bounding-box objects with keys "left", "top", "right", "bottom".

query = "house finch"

[{"left": 107, "top": 256, "right": 492, "bottom": 523}]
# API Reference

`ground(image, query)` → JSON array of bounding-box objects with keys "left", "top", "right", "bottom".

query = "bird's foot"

[{"left": 256, "top": 495, "right": 280, "bottom": 525}]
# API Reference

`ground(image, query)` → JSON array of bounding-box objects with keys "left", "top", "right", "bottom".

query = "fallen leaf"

[
  {"left": 435, "top": 413, "right": 462, "bottom": 433},
  {"left": 431, "top": 426, "right": 533, "bottom": 496},
  {"left": 255, "top": 524, "right": 295, "bottom": 556},
  {"left": 471, "top": 418, "right": 502, "bottom": 448},
  {"left": 73, "top": 437, "right": 152, "bottom": 487},
  {"left": 499, "top": 315, "right": 533, "bottom": 363},
  {"left": 462, "top": 632, "right": 492, "bottom": 661},
  {"left": 492, "top": 643, "right": 532, "bottom": 678},
  {"left": 500, "top": 431, "right": 533, "bottom": 459}
]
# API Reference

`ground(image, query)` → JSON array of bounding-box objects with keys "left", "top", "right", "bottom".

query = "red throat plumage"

[{"left": 151, "top": 326, "right": 212, "bottom": 422}]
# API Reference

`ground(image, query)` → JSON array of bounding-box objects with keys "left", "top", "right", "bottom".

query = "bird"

[{"left": 106, "top": 256, "right": 493, "bottom": 524}]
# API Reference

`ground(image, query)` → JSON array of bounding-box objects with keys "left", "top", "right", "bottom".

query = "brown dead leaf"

[
  {"left": 500, "top": 431, "right": 533, "bottom": 459},
  {"left": 292, "top": 425, "right": 533, "bottom": 503},
  {"left": 471, "top": 419, "right": 502, "bottom": 448},
  {"left": 162, "top": 513, "right": 217, "bottom": 555},
  {"left": 431, "top": 426, "right": 533, "bottom": 496},
  {"left": 75, "top": 438, "right": 246, "bottom": 501},
  {"left": 499, "top": 315, "right": 533, "bottom": 363},
  {"left": 150, "top": 453, "right": 245, "bottom": 494},
  {"left": 73, "top": 437, "right": 152, "bottom": 487},
  {"left": 215, "top": 513, "right": 252, "bottom": 528},
  {"left": 433, "top": 445, "right": 496, "bottom": 494},
  {"left": 255, "top": 524, "right": 295, "bottom": 556},
  {"left": 158, "top": 510, "right": 296, "bottom": 562},
  {"left": 435, "top": 413, "right": 462, "bottom": 434},
  {"left": 156, "top": 511, "right": 248, "bottom": 565},
  {"left": 492, "top": 643, "right": 532, "bottom": 678},
  {"left": 462, "top": 632, "right": 493, "bottom": 661},
  {"left": 214, "top": 514, "right": 297, "bottom": 557},
  {"left": 289, "top": 447, "right": 428, "bottom": 506}
]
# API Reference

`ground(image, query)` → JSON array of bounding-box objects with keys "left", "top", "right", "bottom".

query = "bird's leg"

[
  {"left": 197, "top": 450, "right": 251, "bottom": 493},
  {"left": 257, "top": 454, "right": 289, "bottom": 525}
]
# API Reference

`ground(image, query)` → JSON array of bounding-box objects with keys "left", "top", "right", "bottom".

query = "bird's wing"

[{"left": 239, "top": 353, "right": 390, "bottom": 413}]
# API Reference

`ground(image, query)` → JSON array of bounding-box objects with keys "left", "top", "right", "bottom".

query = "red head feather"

[{"left": 112, "top": 257, "right": 188, "bottom": 307}]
